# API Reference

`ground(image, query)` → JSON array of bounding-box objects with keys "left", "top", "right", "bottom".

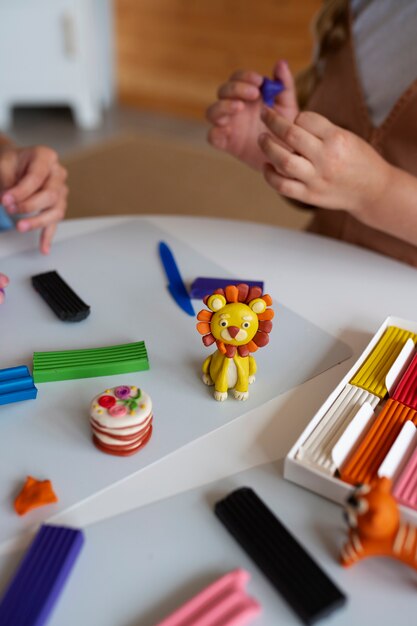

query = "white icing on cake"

[
  {"left": 93, "top": 428, "right": 150, "bottom": 447},
  {"left": 90, "top": 415, "right": 152, "bottom": 437},
  {"left": 89, "top": 386, "right": 152, "bottom": 429}
]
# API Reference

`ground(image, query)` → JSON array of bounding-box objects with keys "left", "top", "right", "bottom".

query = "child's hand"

[
  {"left": 259, "top": 108, "right": 390, "bottom": 216},
  {"left": 0, "top": 273, "right": 9, "bottom": 304},
  {"left": 0, "top": 144, "right": 68, "bottom": 255},
  {"left": 206, "top": 60, "right": 299, "bottom": 171}
]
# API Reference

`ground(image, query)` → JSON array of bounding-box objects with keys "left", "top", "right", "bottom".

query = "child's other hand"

[
  {"left": 0, "top": 273, "right": 9, "bottom": 304},
  {"left": 0, "top": 145, "right": 68, "bottom": 255},
  {"left": 206, "top": 60, "right": 299, "bottom": 171},
  {"left": 259, "top": 108, "right": 390, "bottom": 216}
]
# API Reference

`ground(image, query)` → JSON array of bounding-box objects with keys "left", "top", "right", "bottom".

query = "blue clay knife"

[{"left": 158, "top": 241, "right": 195, "bottom": 316}]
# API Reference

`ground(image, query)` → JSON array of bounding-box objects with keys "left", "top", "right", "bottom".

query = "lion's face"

[
  {"left": 196, "top": 284, "right": 274, "bottom": 357},
  {"left": 210, "top": 302, "right": 259, "bottom": 346},
  {"left": 345, "top": 478, "right": 399, "bottom": 540}
]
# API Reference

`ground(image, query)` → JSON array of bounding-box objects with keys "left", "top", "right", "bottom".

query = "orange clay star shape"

[{"left": 14, "top": 476, "right": 58, "bottom": 516}]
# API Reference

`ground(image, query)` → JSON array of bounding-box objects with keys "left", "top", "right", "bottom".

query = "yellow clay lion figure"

[{"left": 196, "top": 284, "right": 274, "bottom": 401}]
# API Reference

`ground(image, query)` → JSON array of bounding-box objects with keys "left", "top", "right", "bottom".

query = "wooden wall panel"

[{"left": 115, "top": 0, "right": 321, "bottom": 119}]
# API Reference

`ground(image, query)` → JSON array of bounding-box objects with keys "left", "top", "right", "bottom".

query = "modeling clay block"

[
  {"left": 32, "top": 341, "right": 149, "bottom": 383},
  {"left": 159, "top": 241, "right": 195, "bottom": 316},
  {"left": 377, "top": 421, "right": 417, "bottom": 480},
  {"left": 215, "top": 487, "right": 346, "bottom": 625},
  {"left": 349, "top": 326, "right": 417, "bottom": 398},
  {"left": 32, "top": 270, "right": 90, "bottom": 322},
  {"left": 190, "top": 277, "right": 264, "bottom": 300},
  {"left": 393, "top": 446, "right": 417, "bottom": 510},
  {"left": 0, "top": 524, "right": 84, "bottom": 626},
  {"left": 156, "top": 569, "right": 260, "bottom": 626},
  {"left": 90, "top": 385, "right": 153, "bottom": 456},
  {"left": 340, "top": 399, "right": 417, "bottom": 486},
  {"left": 14, "top": 476, "right": 58, "bottom": 516},
  {"left": 342, "top": 477, "right": 417, "bottom": 572},
  {"left": 260, "top": 77, "right": 284, "bottom": 106},
  {"left": 296, "top": 384, "right": 379, "bottom": 475},
  {"left": 392, "top": 351, "right": 417, "bottom": 409},
  {"left": 0, "top": 206, "right": 14, "bottom": 230},
  {"left": 197, "top": 284, "right": 274, "bottom": 402},
  {"left": 0, "top": 365, "right": 37, "bottom": 406}
]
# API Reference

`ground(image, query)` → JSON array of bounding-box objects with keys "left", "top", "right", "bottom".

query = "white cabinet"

[{"left": 0, "top": 0, "right": 114, "bottom": 129}]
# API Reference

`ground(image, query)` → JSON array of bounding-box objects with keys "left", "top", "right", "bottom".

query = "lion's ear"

[
  {"left": 207, "top": 294, "right": 227, "bottom": 312},
  {"left": 248, "top": 298, "right": 267, "bottom": 314},
  {"left": 374, "top": 476, "right": 393, "bottom": 493}
]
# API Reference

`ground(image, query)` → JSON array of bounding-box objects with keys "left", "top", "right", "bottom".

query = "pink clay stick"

[
  {"left": 155, "top": 569, "right": 261, "bottom": 626},
  {"left": 394, "top": 446, "right": 417, "bottom": 510}
]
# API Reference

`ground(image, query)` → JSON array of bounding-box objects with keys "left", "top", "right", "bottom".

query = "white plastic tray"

[{"left": 285, "top": 316, "right": 417, "bottom": 522}]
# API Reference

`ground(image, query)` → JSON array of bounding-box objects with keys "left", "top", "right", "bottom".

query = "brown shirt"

[{"left": 306, "top": 10, "right": 417, "bottom": 266}]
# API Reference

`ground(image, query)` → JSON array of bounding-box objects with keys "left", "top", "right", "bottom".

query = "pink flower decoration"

[
  {"left": 108, "top": 404, "right": 128, "bottom": 418},
  {"left": 114, "top": 385, "right": 131, "bottom": 399}
]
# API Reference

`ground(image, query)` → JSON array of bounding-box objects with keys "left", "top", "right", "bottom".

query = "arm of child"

[
  {"left": 0, "top": 135, "right": 68, "bottom": 255},
  {"left": 206, "top": 60, "right": 299, "bottom": 171},
  {"left": 259, "top": 108, "right": 417, "bottom": 246}
]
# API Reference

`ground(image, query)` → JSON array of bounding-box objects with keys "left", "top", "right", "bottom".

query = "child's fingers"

[
  {"left": 0, "top": 151, "right": 19, "bottom": 192},
  {"left": 206, "top": 99, "right": 244, "bottom": 123},
  {"left": 295, "top": 111, "right": 334, "bottom": 140},
  {"left": 214, "top": 116, "right": 231, "bottom": 127},
  {"left": 228, "top": 69, "right": 264, "bottom": 86},
  {"left": 217, "top": 79, "right": 260, "bottom": 101},
  {"left": 0, "top": 273, "right": 8, "bottom": 302},
  {"left": 273, "top": 59, "right": 295, "bottom": 90},
  {"left": 39, "top": 223, "right": 57, "bottom": 255},
  {"left": 16, "top": 202, "right": 66, "bottom": 234},
  {"left": 0, "top": 273, "right": 9, "bottom": 289},
  {"left": 207, "top": 126, "right": 230, "bottom": 151},
  {"left": 259, "top": 134, "right": 314, "bottom": 182},
  {"left": 3, "top": 160, "right": 51, "bottom": 206},
  {"left": 261, "top": 108, "right": 320, "bottom": 161},
  {"left": 13, "top": 188, "right": 60, "bottom": 215},
  {"left": 263, "top": 163, "right": 307, "bottom": 202},
  {"left": 4, "top": 146, "right": 62, "bottom": 207},
  {"left": 272, "top": 59, "right": 298, "bottom": 111}
]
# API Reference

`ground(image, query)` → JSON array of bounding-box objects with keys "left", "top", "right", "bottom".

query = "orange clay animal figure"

[
  {"left": 341, "top": 476, "right": 417, "bottom": 572},
  {"left": 196, "top": 284, "right": 274, "bottom": 401}
]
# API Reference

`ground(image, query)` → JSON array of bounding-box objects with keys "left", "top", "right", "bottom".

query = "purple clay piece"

[
  {"left": 261, "top": 77, "right": 284, "bottom": 107},
  {"left": 190, "top": 277, "right": 264, "bottom": 300},
  {"left": 0, "top": 524, "right": 84, "bottom": 626}
]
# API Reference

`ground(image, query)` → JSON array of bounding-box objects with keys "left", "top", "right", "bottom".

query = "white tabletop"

[
  {"left": 1, "top": 216, "right": 417, "bottom": 623},
  {"left": 1, "top": 215, "right": 416, "bottom": 530}
]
